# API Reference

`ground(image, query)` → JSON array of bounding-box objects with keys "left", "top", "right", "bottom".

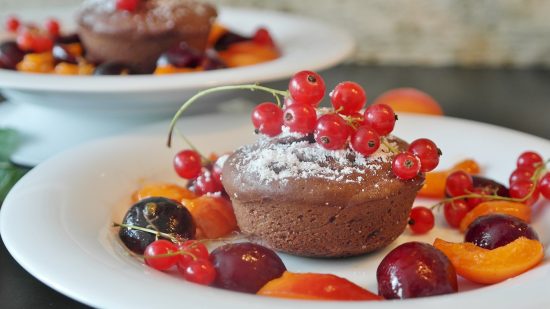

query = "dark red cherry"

[
  {"left": 0, "top": 41, "right": 25, "bottom": 70},
  {"left": 464, "top": 214, "right": 539, "bottom": 249}
]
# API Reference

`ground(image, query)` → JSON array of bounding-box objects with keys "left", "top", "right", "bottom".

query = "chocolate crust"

[{"left": 222, "top": 136, "right": 424, "bottom": 258}]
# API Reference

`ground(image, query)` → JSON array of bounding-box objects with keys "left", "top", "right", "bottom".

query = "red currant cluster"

[
  {"left": 5, "top": 16, "right": 60, "bottom": 53},
  {"left": 144, "top": 239, "right": 216, "bottom": 285},
  {"left": 173, "top": 150, "right": 226, "bottom": 196},
  {"left": 408, "top": 151, "right": 549, "bottom": 234},
  {"left": 250, "top": 70, "right": 441, "bottom": 180}
]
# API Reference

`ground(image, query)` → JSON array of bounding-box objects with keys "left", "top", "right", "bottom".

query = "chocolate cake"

[
  {"left": 221, "top": 130, "right": 424, "bottom": 258},
  {"left": 76, "top": 0, "right": 217, "bottom": 73}
]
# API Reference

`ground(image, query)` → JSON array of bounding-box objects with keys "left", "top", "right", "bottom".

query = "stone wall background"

[{"left": 2, "top": 0, "right": 549, "bottom": 68}]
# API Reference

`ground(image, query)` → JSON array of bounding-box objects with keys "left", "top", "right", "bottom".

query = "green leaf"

[
  {"left": 0, "top": 128, "right": 19, "bottom": 161},
  {"left": 0, "top": 128, "right": 28, "bottom": 202}
]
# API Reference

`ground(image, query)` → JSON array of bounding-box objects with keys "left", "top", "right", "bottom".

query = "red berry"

[
  {"left": 251, "top": 102, "right": 283, "bottom": 137},
  {"left": 445, "top": 171, "right": 473, "bottom": 197},
  {"left": 509, "top": 168, "right": 534, "bottom": 185},
  {"left": 5, "top": 16, "right": 20, "bottom": 33},
  {"left": 517, "top": 151, "right": 543, "bottom": 170},
  {"left": 193, "top": 169, "right": 223, "bottom": 196},
  {"left": 408, "top": 138, "right": 441, "bottom": 172},
  {"left": 443, "top": 200, "right": 469, "bottom": 228},
  {"left": 144, "top": 240, "right": 179, "bottom": 271},
  {"left": 177, "top": 240, "right": 209, "bottom": 269},
  {"left": 392, "top": 152, "right": 421, "bottom": 180},
  {"left": 16, "top": 31, "right": 35, "bottom": 51},
  {"left": 181, "top": 259, "right": 216, "bottom": 285},
  {"left": 408, "top": 206, "right": 434, "bottom": 234},
  {"left": 539, "top": 173, "right": 550, "bottom": 199},
  {"left": 510, "top": 180, "right": 540, "bottom": 206},
  {"left": 32, "top": 35, "right": 53, "bottom": 53},
  {"left": 465, "top": 187, "right": 491, "bottom": 210},
  {"left": 252, "top": 27, "right": 275, "bottom": 47},
  {"left": 313, "top": 114, "right": 350, "bottom": 150},
  {"left": 116, "top": 0, "right": 139, "bottom": 11},
  {"left": 329, "top": 81, "right": 366, "bottom": 115},
  {"left": 364, "top": 104, "right": 397, "bottom": 136},
  {"left": 347, "top": 111, "right": 366, "bottom": 128},
  {"left": 45, "top": 18, "right": 60, "bottom": 37},
  {"left": 174, "top": 150, "right": 202, "bottom": 179},
  {"left": 283, "top": 96, "right": 299, "bottom": 108},
  {"left": 350, "top": 125, "right": 380, "bottom": 156},
  {"left": 288, "top": 70, "right": 326, "bottom": 107},
  {"left": 283, "top": 104, "right": 317, "bottom": 134}
]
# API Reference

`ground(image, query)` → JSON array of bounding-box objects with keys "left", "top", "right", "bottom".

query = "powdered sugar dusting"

[{"left": 235, "top": 138, "right": 398, "bottom": 184}]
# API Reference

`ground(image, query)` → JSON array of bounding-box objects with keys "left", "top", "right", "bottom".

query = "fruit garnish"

[
  {"left": 329, "top": 81, "right": 367, "bottom": 115},
  {"left": 408, "top": 206, "right": 435, "bottom": 234},
  {"left": 45, "top": 18, "right": 60, "bottom": 37},
  {"left": 116, "top": 0, "right": 139, "bottom": 12},
  {"left": 132, "top": 182, "right": 196, "bottom": 202},
  {"left": 144, "top": 239, "right": 179, "bottom": 271},
  {"left": 173, "top": 149, "right": 203, "bottom": 179},
  {"left": 372, "top": 87, "right": 443, "bottom": 116},
  {"left": 182, "top": 196, "right": 237, "bottom": 239},
  {"left": 16, "top": 52, "right": 55, "bottom": 73},
  {"left": 5, "top": 16, "right": 20, "bottom": 33},
  {"left": 288, "top": 70, "right": 325, "bottom": 106},
  {"left": 464, "top": 214, "right": 538, "bottom": 249},
  {"left": 433, "top": 237, "right": 544, "bottom": 284},
  {"left": 210, "top": 242, "right": 286, "bottom": 293},
  {"left": 459, "top": 201, "right": 531, "bottom": 232},
  {"left": 443, "top": 200, "right": 470, "bottom": 228},
  {"left": 418, "top": 159, "right": 480, "bottom": 198},
  {"left": 377, "top": 242, "right": 457, "bottom": 299},
  {"left": 0, "top": 41, "right": 25, "bottom": 70},
  {"left": 257, "top": 272, "right": 382, "bottom": 301}
]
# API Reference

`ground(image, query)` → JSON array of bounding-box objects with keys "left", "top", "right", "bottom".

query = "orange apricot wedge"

[
  {"left": 257, "top": 272, "right": 382, "bottom": 301},
  {"left": 433, "top": 237, "right": 544, "bottom": 284},
  {"left": 419, "top": 159, "right": 481, "bottom": 198},
  {"left": 132, "top": 183, "right": 196, "bottom": 203},
  {"left": 459, "top": 201, "right": 531, "bottom": 232},
  {"left": 183, "top": 196, "right": 237, "bottom": 239}
]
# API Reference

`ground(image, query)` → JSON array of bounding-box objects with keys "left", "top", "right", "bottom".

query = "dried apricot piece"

[
  {"left": 433, "top": 237, "right": 544, "bottom": 284},
  {"left": 132, "top": 183, "right": 196, "bottom": 203},
  {"left": 257, "top": 272, "right": 382, "bottom": 301},
  {"left": 459, "top": 201, "right": 531, "bottom": 232}
]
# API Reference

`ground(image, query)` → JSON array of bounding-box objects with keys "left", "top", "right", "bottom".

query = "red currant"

[
  {"left": 517, "top": 151, "right": 543, "bottom": 170},
  {"left": 283, "top": 104, "right": 317, "bottom": 134},
  {"left": 16, "top": 30, "right": 35, "bottom": 51},
  {"left": 465, "top": 187, "right": 491, "bottom": 210},
  {"left": 180, "top": 259, "right": 216, "bottom": 285},
  {"left": 350, "top": 125, "right": 380, "bottom": 156},
  {"left": 174, "top": 150, "right": 202, "bottom": 179},
  {"left": 193, "top": 169, "right": 223, "bottom": 196},
  {"left": 32, "top": 35, "right": 54, "bottom": 53},
  {"left": 408, "top": 138, "right": 441, "bottom": 172},
  {"left": 251, "top": 102, "right": 283, "bottom": 137},
  {"left": 314, "top": 114, "right": 350, "bottom": 150},
  {"left": 539, "top": 172, "right": 550, "bottom": 199},
  {"left": 329, "top": 81, "right": 366, "bottom": 115},
  {"left": 283, "top": 96, "right": 299, "bottom": 108},
  {"left": 116, "top": 0, "right": 139, "bottom": 11},
  {"left": 445, "top": 171, "right": 473, "bottom": 197},
  {"left": 509, "top": 179, "right": 540, "bottom": 206},
  {"left": 509, "top": 168, "right": 534, "bottom": 185},
  {"left": 177, "top": 240, "right": 209, "bottom": 269},
  {"left": 5, "top": 16, "right": 20, "bottom": 33},
  {"left": 252, "top": 27, "right": 275, "bottom": 47},
  {"left": 408, "top": 206, "right": 434, "bottom": 234},
  {"left": 45, "top": 18, "right": 60, "bottom": 37},
  {"left": 392, "top": 152, "right": 420, "bottom": 180},
  {"left": 364, "top": 104, "right": 397, "bottom": 136},
  {"left": 288, "top": 70, "right": 325, "bottom": 107},
  {"left": 347, "top": 111, "right": 366, "bottom": 128},
  {"left": 443, "top": 200, "right": 469, "bottom": 228},
  {"left": 144, "top": 240, "right": 179, "bottom": 271}
]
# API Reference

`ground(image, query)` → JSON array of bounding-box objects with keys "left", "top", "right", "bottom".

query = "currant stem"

[
  {"left": 113, "top": 222, "right": 178, "bottom": 243},
  {"left": 381, "top": 137, "right": 399, "bottom": 154},
  {"left": 174, "top": 128, "right": 211, "bottom": 164},
  {"left": 167, "top": 84, "right": 289, "bottom": 147}
]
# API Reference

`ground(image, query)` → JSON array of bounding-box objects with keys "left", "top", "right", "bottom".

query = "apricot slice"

[
  {"left": 219, "top": 41, "right": 279, "bottom": 67},
  {"left": 459, "top": 201, "right": 531, "bottom": 232},
  {"left": 183, "top": 196, "right": 237, "bottom": 239},
  {"left": 257, "top": 272, "right": 382, "bottom": 301},
  {"left": 419, "top": 159, "right": 481, "bottom": 198},
  {"left": 132, "top": 183, "right": 196, "bottom": 203},
  {"left": 372, "top": 88, "right": 443, "bottom": 116},
  {"left": 433, "top": 237, "right": 544, "bottom": 284}
]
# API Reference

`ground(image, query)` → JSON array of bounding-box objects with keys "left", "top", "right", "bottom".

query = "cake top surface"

[
  {"left": 232, "top": 127, "right": 400, "bottom": 185},
  {"left": 78, "top": 0, "right": 217, "bottom": 34}
]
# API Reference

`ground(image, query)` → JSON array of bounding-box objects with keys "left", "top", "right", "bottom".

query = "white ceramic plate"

[
  {"left": 0, "top": 6, "right": 354, "bottom": 111},
  {"left": 1, "top": 113, "right": 549, "bottom": 309}
]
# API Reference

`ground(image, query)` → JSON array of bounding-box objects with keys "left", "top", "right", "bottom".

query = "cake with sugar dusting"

[
  {"left": 76, "top": 0, "right": 216, "bottom": 73},
  {"left": 221, "top": 130, "right": 425, "bottom": 258}
]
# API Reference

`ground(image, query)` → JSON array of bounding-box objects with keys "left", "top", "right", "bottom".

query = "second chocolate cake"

[{"left": 222, "top": 131, "right": 424, "bottom": 258}]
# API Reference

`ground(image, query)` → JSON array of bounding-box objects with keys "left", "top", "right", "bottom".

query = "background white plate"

[
  {"left": 0, "top": 6, "right": 354, "bottom": 165},
  {"left": 1, "top": 113, "right": 549, "bottom": 309}
]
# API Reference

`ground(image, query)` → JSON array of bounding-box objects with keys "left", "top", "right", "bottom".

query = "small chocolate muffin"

[
  {"left": 222, "top": 134, "right": 424, "bottom": 258},
  {"left": 77, "top": 0, "right": 217, "bottom": 73}
]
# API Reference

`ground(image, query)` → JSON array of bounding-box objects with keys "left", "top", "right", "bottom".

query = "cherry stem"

[
  {"left": 381, "top": 137, "right": 399, "bottom": 154},
  {"left": 113, "top": 222, "right": 178, "bottom": 243},
  {"left": 167, "top": 84, "right": 289, "bottom": 147},
  {"left": 431, "top": 160, "right": 549, "bottom": 210}
]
